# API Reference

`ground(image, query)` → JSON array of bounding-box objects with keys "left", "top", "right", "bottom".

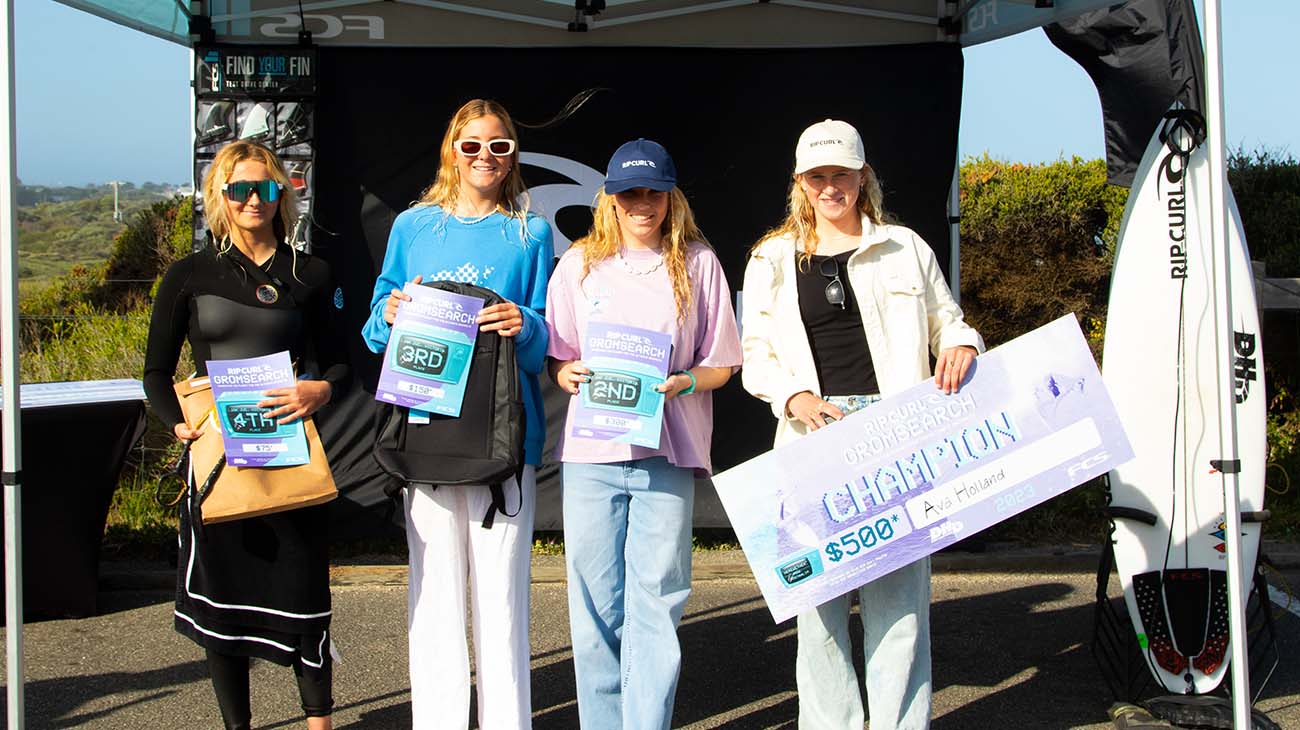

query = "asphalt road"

[{"left": 6, "top": 550, "right": 1299, "bottom": 729}]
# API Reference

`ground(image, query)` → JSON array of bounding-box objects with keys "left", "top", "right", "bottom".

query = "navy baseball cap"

[{"left": 604, "top": 138, "right": 677, "bottom": 194}]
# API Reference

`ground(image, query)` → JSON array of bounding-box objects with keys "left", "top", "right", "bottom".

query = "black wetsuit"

[{"left": 143, "top": 243, "right": 347, "bottom": 725}]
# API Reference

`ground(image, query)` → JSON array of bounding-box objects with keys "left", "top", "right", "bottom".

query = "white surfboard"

[{"left": 1103, "top": 109, "right": 1266, "bottom": 695}]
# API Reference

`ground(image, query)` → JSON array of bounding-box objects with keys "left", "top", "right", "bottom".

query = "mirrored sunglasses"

[
  {"left": 819, "top": 256, "right": 846, "bottom": 310},
  {"left": 455, "top": 138, "right": 516, "bottom": 157},
  {"left": 222, "top": 179, "right": 284, "bottom": 203}
]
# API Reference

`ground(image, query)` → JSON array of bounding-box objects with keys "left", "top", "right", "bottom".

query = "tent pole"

[
  {"left": 1203, "top": 1, "right": 1251, "bottom": 725},
  {"left": 0, "top": 0, "right": 25, "bottom": 722},
  {"left": 949, "top": 156, "right": 961, "bottom": 303}
]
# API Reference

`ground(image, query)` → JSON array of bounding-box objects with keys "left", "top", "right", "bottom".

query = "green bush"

[
  {"left": 102, "top": 198, "right": 191, "bottom": 304},
  {"left": 958, "top": 155, "right": 1128, "bottom": 358},
  {"left": 1227, "top": 149, "right": 1300, "bottom": 536},
  {"left": 1229, "top": 148, "right": 1300, "bottom": 278}
]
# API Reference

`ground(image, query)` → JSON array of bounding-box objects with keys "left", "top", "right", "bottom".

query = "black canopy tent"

[
  {"left": 8, "top": 1, "right": 1253, "bottom": 727},
  {"left": 171, "top": 0, "right": 1125, "bottom": 538}
]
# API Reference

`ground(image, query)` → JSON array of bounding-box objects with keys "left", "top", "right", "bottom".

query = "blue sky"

[{"left": 12, "top": 0, "right": 1297, "bottom": 185}]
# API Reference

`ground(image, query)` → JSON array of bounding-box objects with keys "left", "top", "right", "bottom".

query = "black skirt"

[{"left": 173, "top": 481, "right": 332, "bottom": 668}]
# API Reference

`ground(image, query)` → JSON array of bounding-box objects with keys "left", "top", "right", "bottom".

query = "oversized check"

[{"left": 713, "top": 314, "right": 1134, "bottom": 623}]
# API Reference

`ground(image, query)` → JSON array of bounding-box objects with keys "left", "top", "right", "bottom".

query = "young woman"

[
  {"left": 546, "top": 139, "right": 742, "bottom": 730},
  {"left": 740, "top": 120, "right": 983, "bottom": 730},
  {"left": 143, "top": 140, "right": 347, "bottom": 730},
  {"left": 360, "top": 99, "right": 553, "bottom": 730}
]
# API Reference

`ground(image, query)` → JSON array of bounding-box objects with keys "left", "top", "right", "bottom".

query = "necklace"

[
  {"left": 251, "top": 247, "right": 279, "bottom": 302},
  {"left": 453, "top": 208, "right": 497, "bottom": 225},
  {"left": 615, "top": 248, "right": 665, "bottom": 276}
]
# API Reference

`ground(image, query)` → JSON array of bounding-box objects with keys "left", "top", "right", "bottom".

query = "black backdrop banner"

[{"left": 310, "top": 43, "right": 963, "bottom": 535}]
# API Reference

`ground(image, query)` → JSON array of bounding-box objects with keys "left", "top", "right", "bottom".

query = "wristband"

[{"left": 672, "top": 369, "right": 697, "bottom": 396}]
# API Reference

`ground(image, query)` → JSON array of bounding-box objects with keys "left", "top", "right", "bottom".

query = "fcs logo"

[
  {"left": 259, "top": 14, "right": 385, "bottom": 39},
  {"left": 212, "top": 0, "right": 382, "bottom": 40},
  {"left": 1067, "top": 451, "right": 1109, "bottom": 479},
  {"left": 963, "top": 0, "right": 999, "bottom": 33},
  {"left": 520, "top": 152, "right": 604, "bottom": 256},
  {"left": 1233, "top": 330, "right": 1257, "bottom": 404}
]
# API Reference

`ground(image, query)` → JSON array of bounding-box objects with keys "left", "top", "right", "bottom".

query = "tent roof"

[
  {"left": 51, "top": 0, "right": 1118, "bottom": 49},
  {"left": 56, "top": 0, "right": 190, "bottom": 44}
]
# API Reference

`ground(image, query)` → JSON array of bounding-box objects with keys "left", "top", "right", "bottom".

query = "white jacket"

[{"left": 741, "top": 216, "right": 984, "bottom": 447}]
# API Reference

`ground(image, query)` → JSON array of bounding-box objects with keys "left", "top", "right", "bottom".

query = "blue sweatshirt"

[{"left": 362, "top": 205, "right": 555, "bottom": 465}]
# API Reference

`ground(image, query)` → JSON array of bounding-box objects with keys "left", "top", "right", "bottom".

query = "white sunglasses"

[{"left": 455, "top": 138, "right": 516, "bottom": 157}]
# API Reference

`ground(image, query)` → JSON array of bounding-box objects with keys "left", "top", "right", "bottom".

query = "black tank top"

[{"left": 795, "top": 250, "right": 878, "bottom": 396}]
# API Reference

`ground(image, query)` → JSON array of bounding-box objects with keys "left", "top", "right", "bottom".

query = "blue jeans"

[
  {"left": 562, "top": 457, "right": 695, "bottom": 730},
  {"left": 797, "top": 392, "right": 930, "bottom": 730},
  {"left": 795, "top": 559, "right": 932, "bottom": 730}
]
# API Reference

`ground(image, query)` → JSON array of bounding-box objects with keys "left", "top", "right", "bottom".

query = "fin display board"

[{"left": 193, "top": 46, "right": 316, "bottom": 252}]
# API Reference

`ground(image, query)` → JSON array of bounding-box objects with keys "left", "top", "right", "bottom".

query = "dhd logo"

[{"left": 1233, "top": 330, "right": 1257, "bottom": 404}]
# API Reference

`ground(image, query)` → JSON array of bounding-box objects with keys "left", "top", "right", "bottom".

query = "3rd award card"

[{"left": 376, "top": 283, "right": 485, "bottom": 417}]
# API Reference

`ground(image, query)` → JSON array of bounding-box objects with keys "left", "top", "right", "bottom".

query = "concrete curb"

[{"left": 99, "top": 541, "right": 1300, "bottom": 592}]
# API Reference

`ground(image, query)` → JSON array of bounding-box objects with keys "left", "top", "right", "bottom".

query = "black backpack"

[{"left": 373, "top": 280, "right": 526, "bottom": 528}]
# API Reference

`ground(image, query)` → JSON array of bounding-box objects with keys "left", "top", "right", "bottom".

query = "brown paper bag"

[{"left": 173, "top": 376, "right": 337, "bottom": 524}]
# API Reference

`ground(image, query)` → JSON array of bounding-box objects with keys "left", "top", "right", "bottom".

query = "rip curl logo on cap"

[
  {"left": 621, "top": 159, "right": 657, "bottom": 168},
  {"left": 809, "top": 139, "right": 843, "bottom": 147}
]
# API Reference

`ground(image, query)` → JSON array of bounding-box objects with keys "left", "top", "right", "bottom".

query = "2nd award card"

[
  {"left": 207, "top": 350, "right": 309, "bottom": 468},
  {"left": 572, "top": 322, "right": 672, "bottom": 449},
  {"left": 376, "top": 284, "right": 485, "bottom": 417}
]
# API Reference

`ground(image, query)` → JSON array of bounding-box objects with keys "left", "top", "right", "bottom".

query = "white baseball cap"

[{"left": 794, "top": 119, "right": 866, "bottom": 174}]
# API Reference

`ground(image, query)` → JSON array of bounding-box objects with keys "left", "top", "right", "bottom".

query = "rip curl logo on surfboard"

[{"left": 1154, "top": 113, "right": 1201, "bottom": 282}]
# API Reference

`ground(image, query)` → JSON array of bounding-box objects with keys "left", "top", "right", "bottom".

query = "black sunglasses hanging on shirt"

[{"left": 819, "top": 256, "right": 846, "bottom": 310}]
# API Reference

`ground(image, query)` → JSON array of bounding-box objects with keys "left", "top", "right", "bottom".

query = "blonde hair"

[
  {"left": 572, "top": 186, "right": 708, "bottom": 322},
  {"left": 417, "top": 99, "right": 532, "bottom": 231},
  {"left": 201, "top": 141, "right": 300, "bottom": 249},
  {"left": 753, "top": 164, "right": 888, "bottom": 265}
]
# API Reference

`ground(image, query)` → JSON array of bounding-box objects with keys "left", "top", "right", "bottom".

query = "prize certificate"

[
  {"left": 376, "top": 284, "right": 485, "bottom": 417},
  {"left": 207, "top": 350, "right": 308, "bottom": 468},
  {"left": 714, "top": 315, "right": 1134, "bottom": 622},
  {"left": 571, "top": 322, "right": 672, "bottom": 450}
]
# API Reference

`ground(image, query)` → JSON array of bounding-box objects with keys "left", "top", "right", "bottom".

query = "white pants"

[{"left": 405, "top": 467, "right": 536, "bottom": 730}]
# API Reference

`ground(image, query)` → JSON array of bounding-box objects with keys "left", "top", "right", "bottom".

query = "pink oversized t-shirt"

[{"left": 545, "top": 242, "right": 742, "bottom": 475}]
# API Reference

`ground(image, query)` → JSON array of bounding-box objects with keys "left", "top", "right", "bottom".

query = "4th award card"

[{"left": 207, "top": 350, "right": 308, "bottom": 468}]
